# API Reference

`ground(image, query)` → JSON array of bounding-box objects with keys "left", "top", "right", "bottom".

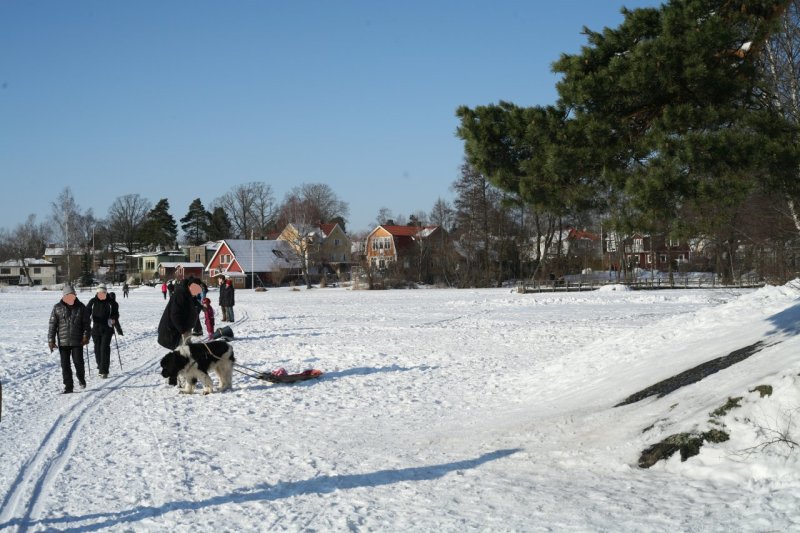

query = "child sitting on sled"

[{"left": 201, "top": 297, "right": 215, "bottom": 340}]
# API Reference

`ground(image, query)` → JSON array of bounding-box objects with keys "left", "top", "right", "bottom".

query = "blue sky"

[{"left": 0, "top": 0, "right": 662, "bottom": 236}]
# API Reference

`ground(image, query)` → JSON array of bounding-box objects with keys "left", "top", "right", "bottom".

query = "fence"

[{"left": 518, "top": 276, "right": 765, "bottom": 293}]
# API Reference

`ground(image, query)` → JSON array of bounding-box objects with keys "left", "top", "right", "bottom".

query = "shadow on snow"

[{"left": 1, "top": 448, "right": 521, "bottom": 532}]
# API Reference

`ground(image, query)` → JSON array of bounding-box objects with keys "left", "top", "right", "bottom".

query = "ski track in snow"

[
  {"left": 1, "top": 285, "right": 799, "bottom": 531},
  {"left": 0, "top": 328, "right": 160, "bottom": 531}
]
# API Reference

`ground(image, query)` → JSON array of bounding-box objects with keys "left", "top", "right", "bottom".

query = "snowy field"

[{"left": 1, "top": 282, "right": 799, "bottom": 532}]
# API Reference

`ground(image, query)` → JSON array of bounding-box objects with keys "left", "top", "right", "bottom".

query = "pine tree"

[
  {"left": 180, "top": 198, "right": 210, "bottom": 245},
  {"left": 552, "top": 0, "right": 799, "bottom": 237},
  {"left": 139, "top": 199, "right": 178, "bottom": 249},
  {"left": 206, "top": 206, "right": 232, "bottom": 241}
]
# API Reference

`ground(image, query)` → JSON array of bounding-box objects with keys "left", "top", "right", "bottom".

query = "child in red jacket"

[{"left": 202, "top": 297, "right": 215, "bottom": 339}]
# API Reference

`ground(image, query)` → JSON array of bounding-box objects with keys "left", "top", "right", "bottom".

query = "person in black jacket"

[
  {"left": 87, "top": 284, "right": 120, "bottom": 378},
  {"left": 157, "top": 277, "right": 204, "bottom": 351},
  {"left": 48, "top": 284, "right": 91, "bottom": 393},
  {"left": 217, "top": 276, "right": 228, "bottom": 321},
  {"left": 220, "top": 278, "right": 235, "bottom": 322}
]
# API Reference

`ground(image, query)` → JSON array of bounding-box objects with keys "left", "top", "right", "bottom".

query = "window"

[
  {"left": 272, "top": 250, "right": 285, "bottom": 259},
  {"left": 221, "top": 254, "right": 231, "bottom": 265},
  {"left": 659, "top": 254, "right": 667, "bottom": 263},
  {"left": 0, "top": 268, "right": 9, "bottom": 275},
  {"left": 145, "top": 260, "right": 155, "bottom": 271},
  {"left": 194, "top": 254, "right": 201, "bottom": 262},
  {"left": 646, "top": 254, "right": 652, "bottom": 264},
  {"left": 33, "top": 267, "right": 41, "bottom": 274},
  {"left": 669, "top": 238, "right": 680, "bottom": 247},
  {"left": 607, "top": 239, "right": 617, "bottom": 252},
  {"left": 371, "top": 237, "right": 391, "bottom": 251},
  {"left": 334, "top": 239, "right": 341, "bottom": 246}
]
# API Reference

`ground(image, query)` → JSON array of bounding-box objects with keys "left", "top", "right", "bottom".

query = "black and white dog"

[{"left": 160, "top": 340, "right": 235, "bottom": 394}]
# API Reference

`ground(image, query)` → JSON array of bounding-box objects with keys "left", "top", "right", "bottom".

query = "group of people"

[
  {"left": 49, "top": 275, "right": 237, "bottom": 393},
  {"left": 47, "top": 283, "right": 121, "bottom": 394}
]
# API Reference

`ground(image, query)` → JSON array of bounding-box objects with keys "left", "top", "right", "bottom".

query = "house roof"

[
  {"left": 209, "top": 239, "right": 301, "bottom": 273},
  {"left": 0, "top": 258, "right": 55, "bottom": 267},
  {"left": 44, "top": 246, "right": 66, "bottom": 256},
  {"left": 175, "top": 262, "right": 205, "bottom": 269},
  {"left": 319, "top": 223, "right": 338, "bottom": 237},
  {"left": 377, "top": 225, "right": 440, "bottom": 238},
  {"left": 381, "top": 225, "right": 421, "bottom": 237},
  {"left": 568, "top": 228, "right": 600, "bottom": 241}
]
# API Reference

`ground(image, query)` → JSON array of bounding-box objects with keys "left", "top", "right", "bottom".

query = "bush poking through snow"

[
  {"left": 710, "top": 396, "right": 743, "bottom": 418},
  {"left": 639, "top": 396, "right": 744, "bottom": 468},
  {"left": 749, "top": 384, "right": 773, "bottom": 398},
  {"left": 638, "top": 430, "right": 730, "bottom": 468}
]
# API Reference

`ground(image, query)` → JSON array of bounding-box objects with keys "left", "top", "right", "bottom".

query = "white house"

[{"left": 0, "top": 259, "right": 57, "bottom": 286}]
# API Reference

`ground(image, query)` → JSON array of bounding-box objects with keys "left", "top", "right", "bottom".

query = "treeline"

[{"left": 0, "top": 182, "right": 350, "bottom": 263}]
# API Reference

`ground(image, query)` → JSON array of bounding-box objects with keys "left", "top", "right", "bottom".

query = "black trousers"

[
  {"left": 92, "top": 327, "right": 114, "bottom": 374},
  {"left": 59, "top": 345, "right": 86, "bottom": 391}
]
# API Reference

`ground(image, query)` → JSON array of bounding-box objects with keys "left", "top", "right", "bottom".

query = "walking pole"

[
  {"left": 83, "top": 344, "right": 90, "bottom": 384},
  {"left": 114, "top": 331, "right": 123, "bottom": 371}
]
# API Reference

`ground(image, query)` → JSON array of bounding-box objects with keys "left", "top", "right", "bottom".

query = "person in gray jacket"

[{"left": 48, "top": 284, "right": 91, "bottom": 393}]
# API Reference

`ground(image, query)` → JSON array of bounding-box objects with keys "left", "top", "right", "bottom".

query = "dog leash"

[{"left": 201, "top": 342, "right": 272, "bottom": 380}]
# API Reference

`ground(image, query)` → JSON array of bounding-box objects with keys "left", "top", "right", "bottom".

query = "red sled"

[{"left": 263, "top": 368, "right": 323, "bottom": 383}]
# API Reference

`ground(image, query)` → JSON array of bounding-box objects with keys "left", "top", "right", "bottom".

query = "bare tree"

[
  {"left": 429, "top": 198, "right": 454, "bottom": 232},
  {"left": 1, "top": 215, "right": 50, "bottom": 285},
  {"left": 375, "top": 207, "right": 394, "bottom": 226},
  {"left": 215, "top": 182, "right": 276, "bottom": 238},
  {"left": 275, "top": 183, "right": 349, "bottom": 232},
  {"left": 106, "top": 194, "right": 151, "bottom": 256},
  {"left": 49, "top": 187, "right": 82, "bottom": 283},
  {"left": 293, "top": 183, "right": 349, "bottom": 223},
  {"left": 279, "top": 197, "right": 321, "bottom": 288}
]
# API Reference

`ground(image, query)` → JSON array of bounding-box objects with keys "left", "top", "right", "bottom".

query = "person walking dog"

[
  {"left": 157, "top": 277, "right": 204, "bottom": 350},
  {"left": 48, "top": 285, "right": 91, "bottom": 393}
]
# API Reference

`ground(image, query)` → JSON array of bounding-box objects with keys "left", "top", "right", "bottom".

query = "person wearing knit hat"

[
  {"left": 87, "top": 283, "right": 119, "bottom": 378},
  {"left": 48, "top": 285, "right": 90, "bottom": 393}
]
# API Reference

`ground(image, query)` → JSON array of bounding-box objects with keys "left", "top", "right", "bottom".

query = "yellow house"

[{"left": 278, "top": 222, "right": 352, "bottom": 278}]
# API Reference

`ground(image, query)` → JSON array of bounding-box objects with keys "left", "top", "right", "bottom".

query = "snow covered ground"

[{"left": 1, "top": 282, "right": 799, "bottom": 531}]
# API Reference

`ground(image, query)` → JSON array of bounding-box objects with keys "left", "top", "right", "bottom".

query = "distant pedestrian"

[
  {"left": 161, "top": 282, "right": 168, "bottom": 300},
  {"left": 48, "top": 285, "right": 91, "bottom": 393},
  {"left": 87, "top": 284, "right": 119, "bottom": 378},
  {"left": 122, "top": 282, "right": 129, "bottom": 298},
  {"left": 202, "top": 297, "right": 215, "bottom": 340}
]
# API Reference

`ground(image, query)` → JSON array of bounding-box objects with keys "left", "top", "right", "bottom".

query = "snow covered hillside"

[{"left": 1, "top": 283, "right": 799, "bottom": 531}]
